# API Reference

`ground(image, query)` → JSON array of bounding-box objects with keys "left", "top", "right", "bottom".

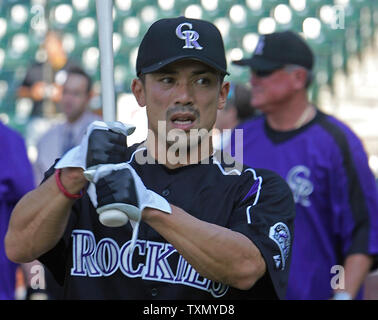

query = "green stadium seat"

[
  {"left": 0, "top": 70, "right": 19, "bottom": 128},
  {"left": 114, "top": 64, "right": 136, "bottom": 93},
  {"left": 115, "top": 0, "right": 135, "bottom": 20},
  {"left": 365, "top": 1, "right": 378, "bottom": 38},
  {"left": 5, "top": 3, "right": 31, "bottom": 37},
  {"left": 114, "top": 39, "right": 135, "bottom": 67},
  {"left": 175, "top": 0, "right": 199, "bottom": 13},
  {"left": 341, "top": 4, "right": 366, "bottom": 58},
  {"left": 48, "top": 3, "right": 76, "bottom": 32},
  {"left": 131, "top": 0, "right": 151, "bottom": 14},
  {"left": 343, "top": 24, "right": 360, "bottom": 70},
  {"left": 306, "top": 0, "right": 331, "bottom": 16},
  {"left": 49, "top": 0, "right": 70, "bottom": 4},
  {"left": 358, "top": 6, "right": 374, "bottom": 49},
  {"left": 77, "top": 16, "right": 98, "bottom": 44},
  {"left": 69, "top": 34, "right": 90, "bottom": 63},
  {"left": 227, "top": 63, "right": 250, "bottom": 85},
  {"left": 307, "top": 34, "right": 336, "bottom": 94},
  {"left": 116, "top": 16, "right": 143, "bottom": 48},
  {"left": 81, "top": 45, "right": 99, "bottom": 74},
  {"left": 72, "top": 0, "right": 96, "bottom": 18},
  {"left": 201, "top": 0, "right": 234, "bottom": 18},
  {"left": 0, "top": 71, "right": 12, "bottom": 101}
]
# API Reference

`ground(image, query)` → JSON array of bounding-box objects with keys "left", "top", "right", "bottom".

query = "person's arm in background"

[
  {"left": 1, "top": 129, "right": 37, "bottom": 299},
  {"left": 333, "top": 254, "right": 373, "bottom": 299},
  {"left": 330, "top": 125, "right": 378, "bottom": 300}
]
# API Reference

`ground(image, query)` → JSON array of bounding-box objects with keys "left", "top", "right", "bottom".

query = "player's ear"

[
  {"left": 292, "top": 68, "right": 308, "bottom": 90},
  {"left": 218, "top": 81, "right": 230, "bottom": 111},
  {"left": 131, "top": 78, "right": 146, "bottom": 108}
]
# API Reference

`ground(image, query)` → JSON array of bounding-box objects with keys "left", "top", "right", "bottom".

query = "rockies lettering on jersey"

[{"left": 70, "top": 229, "right": 229, "bottom": 298}]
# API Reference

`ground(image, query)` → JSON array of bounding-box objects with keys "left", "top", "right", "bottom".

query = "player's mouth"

[{"left": 170, "top": 113, "right": 197, "bottom": 131}]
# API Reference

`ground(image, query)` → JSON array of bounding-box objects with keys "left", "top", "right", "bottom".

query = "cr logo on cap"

[
  {"left": 254, "top": 36, "right": 265, "bottom": 55},
  {"left": 175, "top": 22, "right": 203, "bottom": 50}
]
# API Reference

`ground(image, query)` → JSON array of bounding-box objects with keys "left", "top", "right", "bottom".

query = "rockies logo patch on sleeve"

[{"left": 269, "top": 222, "right": 291, "bottom": 270}]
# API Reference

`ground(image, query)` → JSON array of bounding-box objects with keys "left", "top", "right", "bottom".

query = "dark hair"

[
  {"left": 66, "top": 66, "right": 92, "bottom": 93},
  {"left": 226, "top": 83, "right": 255, "bottom": 122}
]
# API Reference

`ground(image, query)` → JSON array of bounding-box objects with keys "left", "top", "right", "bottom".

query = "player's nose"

[{"left": 173, "top": 81, "right": 194, "bottom": 106}]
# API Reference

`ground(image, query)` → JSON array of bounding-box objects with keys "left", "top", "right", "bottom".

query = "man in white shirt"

[{"left": 34, "top": 66, "right": 101, "bottom": 184}]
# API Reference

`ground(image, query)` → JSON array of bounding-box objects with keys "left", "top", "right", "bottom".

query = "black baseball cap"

[
  {"left": 136, "top": 16, "right": 229, "bottom": 76},
  {"left": 232, "top": 31, "right": 314, "bottom": 71}
]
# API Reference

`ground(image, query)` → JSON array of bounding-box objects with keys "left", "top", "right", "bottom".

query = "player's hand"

[
  {"left": 86, "top": 120, "right": 135, "bottom": 169},
  {"left": 89, "top": 162, "right": 171, "bottom": 223},
  {"left": 87, "top": 163, "right": 171, "bottom": 251},
  {"left": 54, "top": 120, "right": 135, "bottom": 171},
  {"left": 86, "top": 125, "right": 129, "bottom": 168},
  {"left": 95, "top": 165, "right": 140, "bottom": 224}
]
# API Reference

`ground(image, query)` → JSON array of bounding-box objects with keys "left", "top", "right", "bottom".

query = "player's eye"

[
  {"left": 195, "top": 77, "right": 211, "bottom": 86},
  {"left": 159, "top": 76, "right": 175, "bottom": 84}
]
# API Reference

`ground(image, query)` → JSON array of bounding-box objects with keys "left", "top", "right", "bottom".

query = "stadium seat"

[
  {"left": 72, "top": 0, "right": 95, "bottom": 17},
  {"left": 77, "top": 16, "right": 98, "bottom": 44},
  {"left": 307, "top": 36, "right": 336, "bottom": 93},
  {"left": 5, "top": 3, "right": 31, "bottom": 37},
  {"left": 48, "top": 3, "right": 76, "bottom": 33},
  {"left": 130, "top": 0, "right": 151, "bottom": 14}
]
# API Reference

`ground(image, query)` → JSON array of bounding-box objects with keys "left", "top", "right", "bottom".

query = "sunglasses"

[{"left": 253, "top": 68, "right": 282, "bottom": 78}]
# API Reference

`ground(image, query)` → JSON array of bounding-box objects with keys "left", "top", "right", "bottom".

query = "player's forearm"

[
  {"left": 142, "top": 205, "right": 266, "bottom": 290},
  {"left": 5, "top": 168, "right": 86, "bottom": 263},
  {"left": 334, "top": 253, "right": 373, "bottom": 299}
]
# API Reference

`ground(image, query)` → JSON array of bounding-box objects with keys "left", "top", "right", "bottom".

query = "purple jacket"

[
  {"left": 0, "top": 122, "right": 35, "bottom": 300},
  {"left": 230, "top": 111, "right": 378, "bottom": 299}
]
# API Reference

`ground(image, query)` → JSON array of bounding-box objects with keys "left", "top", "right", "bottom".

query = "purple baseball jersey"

[
  {"left": 0, "top": 122, "right": 35, "bottom": 300},
  {"left": 230, "top": 110, "right": 378, "bottom": 299}
]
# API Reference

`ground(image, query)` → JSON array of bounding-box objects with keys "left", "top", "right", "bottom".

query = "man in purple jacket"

[
  {"left": 0, "top": 122, "right": 35, "bottom": 299},
  {"left": 231, "top": 30, "right": 378, "bottom": 299}
]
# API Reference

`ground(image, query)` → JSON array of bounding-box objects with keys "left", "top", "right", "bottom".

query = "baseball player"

[
  {"left": 232, "top": 31, "right": 378, "bottom": 299},
  {"left": 5, "top": 17, "right": 295, "bottom": 299}
]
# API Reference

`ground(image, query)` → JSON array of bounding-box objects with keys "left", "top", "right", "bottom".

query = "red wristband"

[{"left": 55, "top": 169, "right": 85, "bottom": 200}]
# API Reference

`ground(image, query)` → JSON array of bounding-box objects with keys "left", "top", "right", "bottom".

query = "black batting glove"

[
  {"left": 86, "top": 129, "right": 128, "bottom": 168},
  {"left": 95, "top": 168, "right": 139, "bottom": 211}
]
